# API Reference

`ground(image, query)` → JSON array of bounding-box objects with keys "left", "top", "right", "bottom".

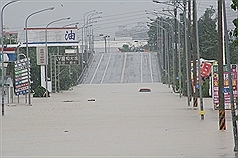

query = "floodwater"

[
  {"left": 1, "top": 83, "right": 238, "bottom": 157},
  {"left": 2, "top": 52, "right": 238, "bottom": 157}
]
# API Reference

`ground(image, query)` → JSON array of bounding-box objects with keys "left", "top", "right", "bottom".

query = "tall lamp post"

[
  {"left": 25, "top": 6, "right": 54, "bottom": 105},
  {"left": 82, "top": 10, "right": 96, "bottom": 69},
  {"left": 45, "top": 17, "right": 70, "bottom": 97},
  {"left": 86, "top": 12, "right": 102, "bottom": 57},
  {"left": 154, "top": 10, "right": 182, "bottom": 97},
  {"left": 148, "top": 15, "right": 175, "bottom": 89},
  {"left": 147, "top": 22, "right": 170, "bottom": 86},
  {"left": 153, "top": 0, "right": 190, "bottom": 99},
  {"left": 1, "top": 0, "right": 20, "bottom": 116}
]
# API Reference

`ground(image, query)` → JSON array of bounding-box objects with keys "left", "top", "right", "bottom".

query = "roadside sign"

[
  {"left": 36, "top": 47, "right": 47, "bottom": 65},
  {"left": 212, "top": 64, "right": 238, "bottom": 109},
  {"left": 55, "top": 55, "right": 79, "bottom": 65},
  {"left": 14, "top": 58, "right": 31, "bottom": 96}
]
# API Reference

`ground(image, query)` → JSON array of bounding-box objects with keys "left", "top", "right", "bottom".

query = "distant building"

[{"left": 115, "top": 22, "right": 149, "bottom": 40}]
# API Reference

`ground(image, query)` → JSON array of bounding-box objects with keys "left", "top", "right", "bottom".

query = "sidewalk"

[{"left": 1, "top": 83, "right": 238, "bottom": 157}]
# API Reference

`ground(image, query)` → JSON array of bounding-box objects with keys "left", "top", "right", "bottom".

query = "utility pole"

[
  {"left": 173, "top": 0, "right": 179, "bottom": 93},
  {"left": 192, "top": 0, "right": 198, "bottom": 108},
  {"left": 187, "top": 0, "right": 192, "bottom": 104},
  {"left": 183, "top": 0, "right": 190, "bottom": 106},
  {"left": 218, "top": 0, "right": 225, "bottom": 130},
  {"left": 222, "top": 0, "right": 238, "bottom": 151},
  {"left": 194, "top": 0, "right": 204, "bottom": 120}
]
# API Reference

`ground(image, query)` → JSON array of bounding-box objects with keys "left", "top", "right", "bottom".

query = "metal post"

[
  {"left": 192, "top": 0, "right": 198, "bottom": 107},
  {"left": 158, "top": 26, "right": 170, "bottom": 86},
  {"left": 81, "top": 26, "right": 84, "bottom": 70},
  {"left": 25, "top": 6, "right": 54, "bottom": 104},
  {"left": 188, "top": 0, "right": 192, "bottom": 103},
  {"left": 194, "top": 0, "right": 204, "bottom": 119},
  {"left": 174, "top": 2, "right": 179, "bottom": 94},
  {"left": 178, "top": 20, "right": 182, "bottom": 98},
  {"left": 156, "top": 21, "right": 159, "bottom": 53},
  {"left": 156, "top": 19, "right": 174, "bottom": 88},
  {"left": 83, "top": 10, "right": 96, "bottom": 62},
  {"left": 183, "top": 0, "right": 190, "bottom": 106},
  {"left": 50, "top": 54, "right": 52, "bottom": 92},
  {"left": 57, "top": 46, "right": 60, "bottom": 92},
  {"left": 54, "top": 55, "right": 56, "bottom": 92},
  {"left": 223, "top": 0, "right": 238, "bottom": 151},
  {"left": 104, "top": 36, "right": 107, "bottom": 53},
  {"left": 45, "top": 17, "right": 70, "bottom": 97},
  {"left": 45, "top": 27, "right": 48, "bottom": 97},
  {"left": 218, "top": 0, "right": 226, "bottom": 130},
  {"left": 1, "top": 0, "right": 20, "bottom": 116},
  {"left": 161, "top": 28, "right": 165, "bottom": 83},
  {"left": 165, "top": 29, "right": 170, "bottom": 88}
]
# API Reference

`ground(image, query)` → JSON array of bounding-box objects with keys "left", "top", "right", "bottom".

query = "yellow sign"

[{"left": 198, "top": 111, "right": 205, "bottom": 115}]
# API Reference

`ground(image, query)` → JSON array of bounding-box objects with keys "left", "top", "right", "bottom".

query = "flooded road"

[
  {"left": 2, "top": 52, "right": 238, "bottom": 157},
  {"left": 2, "top": 83, "right": 237, "bottom": 157}
]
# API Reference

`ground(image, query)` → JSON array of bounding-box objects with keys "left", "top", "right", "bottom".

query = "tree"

[
  {"left": 119, "top": 44, "right": 133, "bottom": 52},
  {"left": 198, "top": 6, "right": 218, "bottom": 60},
  {"left": 231, "top": 0, "right": 238, "bottom": 46}
]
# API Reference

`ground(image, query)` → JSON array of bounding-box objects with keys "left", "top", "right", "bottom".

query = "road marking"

[
  {"left": 90, "top": 53, "right": 104, "bottom": 84},
  {"left": 120, "top": 52, "right": 127, "bottom": 83},
  {"left": 101, "top": 53, "right": 112, "bottom": 84}
]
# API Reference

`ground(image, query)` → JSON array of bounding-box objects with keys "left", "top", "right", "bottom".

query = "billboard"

[{"left": 18, "top": 27, "right": 78, "bottom": 45}]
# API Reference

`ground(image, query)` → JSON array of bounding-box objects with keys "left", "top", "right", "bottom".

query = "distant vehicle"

[{"left": 138, "top": 88, "right": 151, "bottom": 92}]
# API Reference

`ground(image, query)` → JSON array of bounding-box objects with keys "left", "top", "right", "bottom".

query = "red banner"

[{"left": 200, "top": 62, "right": 212, "bottom": 77}]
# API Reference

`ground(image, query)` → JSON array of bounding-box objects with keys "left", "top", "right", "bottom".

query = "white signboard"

[
  {"left": 65, "top": 49, "right": 77, "bottom": 54},
  {"left": 18, "top": 27, "right": 78, "bottom": 45},
  {"left": 36, "top": 47, "right": 47, "bottom": 65}
]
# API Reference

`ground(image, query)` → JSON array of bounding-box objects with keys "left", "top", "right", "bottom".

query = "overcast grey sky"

[{"left": 1, "top": 0, "right": 236, "bottom": 38}]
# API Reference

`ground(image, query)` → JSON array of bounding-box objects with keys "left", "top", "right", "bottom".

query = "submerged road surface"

[
  {"left": 2, "top": 52, "right": 237, "bottom": 157},
  {"left": 2, "top": 83, "right": 237, "bottom": 157}
]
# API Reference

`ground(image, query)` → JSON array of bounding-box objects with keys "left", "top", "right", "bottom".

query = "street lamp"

[
  {"left": 1, "top": 0, "right": 20, "bottom": 116},
  {"left": 85, "top": 12, "right": 102, "bottom": 61},
  {"left": 87, "top": 17, "right": 101, "bottom": 57},
  {"left": 153, "top": 10, "right": 182, "bottom": 97},
  {"left": 25, "top": 6, "right": 54, "bottom": 105},
  {"left": 82, "top": 10, "right": 96, "bottom": 69},
  {"left": 45, "top": 17, "right": 70, "bottom": 97},
  {"left": 147, "top": 21, "right": 170, "bottom": 86},
  {"left": 153, "top": 0, "right": 191, "bottom": 106},
  {"left": 147, "top": 15, "right": 175, "bottom": 89},
  {"left": 62, "top": 22, "right": 79, "bottom": 28},
  {"left": 81, "top": 19, "right": 98, "bottom": 70}
]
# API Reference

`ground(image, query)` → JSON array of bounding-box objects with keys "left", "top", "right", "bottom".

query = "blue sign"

[{"left": 222, "top": 88, "right": 230, "bottom": 93}]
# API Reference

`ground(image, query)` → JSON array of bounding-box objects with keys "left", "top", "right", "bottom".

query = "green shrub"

[
  {"left": 33, "top": 86, "right": 50, "bottom": 97},
  {"left": 202, "top": 78, "right": 210, "bottom": 97}
]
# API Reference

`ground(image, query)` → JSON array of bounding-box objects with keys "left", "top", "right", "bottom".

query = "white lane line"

[
  {"left": 101, "top": 53, "right": 112, "bottom": 84},
  {"left": 149, "top": 52, "right": 154, "bottom": 83},
  {"left": 120, "top": 52, "right": 127, "bottom": 83},
  {"left": 90, "top": 53, "right": 104, "bottom": 84},
  {"left": 140, "top": 52, "right": 143, "bottom": 83}
]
